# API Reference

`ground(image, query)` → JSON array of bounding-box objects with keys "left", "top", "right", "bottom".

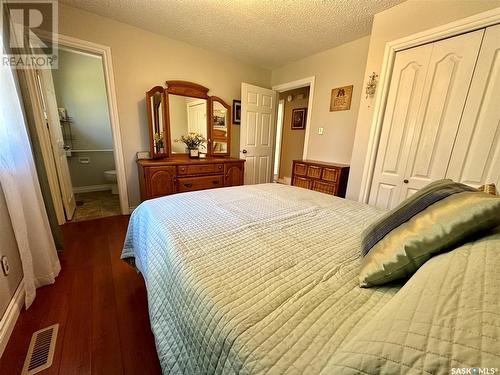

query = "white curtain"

[{"left": 0, "top": 64, "right": 61, "bottom": 309}]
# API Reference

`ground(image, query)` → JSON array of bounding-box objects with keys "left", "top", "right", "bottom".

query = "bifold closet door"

[
  {"left": 368, "top": 43, "right": 432, "bottom": 209},
  {"left": 369, "top": 29, "right": 484, "bottom": 209},
  {"left": 446, "top": 24, "right": 500, "bottom": 187},
  {"left": 399, "top": 30, "right": 484, "bottom": 200},
  {"left": 369, "top": 44, "right": 432, "bottom": 208}
]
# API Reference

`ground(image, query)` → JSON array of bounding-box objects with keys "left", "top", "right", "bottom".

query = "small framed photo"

[
  {"left": 232, "top": 100, "right": 241, "bottom": 125},
  {"left": 291, "top": 108, "right": 307, "bottom": 130},
  {"left": 330, "top": 85, "right": 353, "bottom": 111}
]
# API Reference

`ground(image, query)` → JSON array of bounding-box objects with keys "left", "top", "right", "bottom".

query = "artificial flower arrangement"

[{"left": 175, "top": 132, "right": 207, "bottom": 158}]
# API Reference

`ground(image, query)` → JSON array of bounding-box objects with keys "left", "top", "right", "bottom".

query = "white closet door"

[
  {"left": 368, "top": 44, "right": 432, "bottom": 209},
  {"left": 401, "top": 29, "right": 484, "bottom": 200},
  {"left": 369, "top": 29, "right": 484, "bottom": 209},
  {"left": 446, "top": 24, "right": 500, "bottom": 187}
]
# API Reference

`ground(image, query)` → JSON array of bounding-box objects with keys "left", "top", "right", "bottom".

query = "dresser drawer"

[
  {"left": 292, "top": 176, "right": 312, "bottom": 189},
  {"left": 322, "top": 167, "right": 339, "bottom": 182},
  {"left": 293, "top": 163, "right": 308, "bottom": 176},
  {"left": 312, "top": 180, "right": 337, "bottom": 195},
  {"left": 178, "top": 163, "right": 224, "bottom": 175},
  {"left": 306, "top": 165, "right": 322, "bottom": 179},
  {"left": 177, "top": 175, "right": 224, "bottom": 192}
]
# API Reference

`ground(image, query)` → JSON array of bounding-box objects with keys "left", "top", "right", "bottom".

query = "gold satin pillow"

[{"left": 360, "top": 191, "right": 500, "bottom": 287}]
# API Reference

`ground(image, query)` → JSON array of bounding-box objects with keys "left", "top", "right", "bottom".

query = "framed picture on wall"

[
  {"left": 291, "top": 108, "right": 307, "bottom": 130},
  {"left": 330, "top": 85, "right": 353, "bottom": 111},
  {"left": 232, "top": 100, "right": 241, "bottom": 125}
]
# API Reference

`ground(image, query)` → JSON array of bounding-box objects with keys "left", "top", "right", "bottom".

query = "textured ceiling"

[{"left": 60, "top": 0, "right": 406, "bottom": 69}]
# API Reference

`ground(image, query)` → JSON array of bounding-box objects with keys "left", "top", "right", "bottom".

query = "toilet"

[{"left": 104, "top": 170, "right": 118, "bottom": 195}]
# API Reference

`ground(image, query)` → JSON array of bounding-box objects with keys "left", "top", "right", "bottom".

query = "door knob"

[
  {"left": 403, "top": 179, "right": 409, "bottom": 184},
  {"left": 242, "top": 149, "right": 248, "bottom": 154}
]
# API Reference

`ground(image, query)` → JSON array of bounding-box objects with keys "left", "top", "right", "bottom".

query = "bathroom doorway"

[{"left": 51, "top": 47, "right": 120, "bottom": 221}]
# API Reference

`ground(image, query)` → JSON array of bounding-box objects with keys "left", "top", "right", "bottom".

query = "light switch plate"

[
  {"left": 318, "top": 127, "right": 324, "bottom": 135},
  {"left": 1, "top": 256, "right": 10, "bottom": 276}
]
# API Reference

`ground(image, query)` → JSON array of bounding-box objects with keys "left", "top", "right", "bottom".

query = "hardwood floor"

[{"left": 0, "top": 215, "right": 161, "bottom": 374}]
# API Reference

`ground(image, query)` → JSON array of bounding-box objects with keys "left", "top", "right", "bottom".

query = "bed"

[{"left": 122, "top": 183, "right": 500, "bottom": 374}]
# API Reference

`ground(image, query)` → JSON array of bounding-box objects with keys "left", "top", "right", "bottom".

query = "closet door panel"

[
  {"left": 368, "top": 44, "right": 432, "bottom": 209},
  {"left": 401, "top": 30, "right": 484, "bottom": 198},
  {"left": 447, "top": 24, "right": 500, "bottom": 187}
]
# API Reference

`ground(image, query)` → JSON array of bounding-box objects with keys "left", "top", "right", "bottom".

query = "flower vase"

[{"left": 189, "top": 148, "right": 199, "bottom": 159}]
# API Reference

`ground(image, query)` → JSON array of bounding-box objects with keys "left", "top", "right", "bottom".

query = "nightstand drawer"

[
  {"left": 177, "top": 175, "right": 223, "bottom": 192},
  {"left": 178, "top": 163, "right": 224, "bottom": 175}
]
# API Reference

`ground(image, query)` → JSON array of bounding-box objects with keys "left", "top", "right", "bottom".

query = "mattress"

[
  {"left": 122, "top": 183, "right": 500, "bottom": 374},
  {"left": 122, "top": 183, "right": 400, "bottom": 374}
]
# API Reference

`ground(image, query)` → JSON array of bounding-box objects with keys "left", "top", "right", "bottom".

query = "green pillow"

[{"left": 360, "top": 189, "right": 500, "bottom": 287}]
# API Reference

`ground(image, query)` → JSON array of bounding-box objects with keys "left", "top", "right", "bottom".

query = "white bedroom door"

[
  {"left": 240, "top": 83, "right": 276, "bottom": 185},
  {"left": 369, "top": 29, "right": 483, "bottom": 209},
  {"left": 187, "top": 100, "right": 207, "bottom": 134},
  {"left": 37, "top": 69, "right": 76, "bottom": 220},
  {"left": 446, "top": 24, "right": 500, "bottom": 188}
]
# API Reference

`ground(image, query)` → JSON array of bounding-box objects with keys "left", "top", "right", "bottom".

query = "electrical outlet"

[
  {"left": 318, "top": 127, "right": 324, "bottom": 135},
  {"left": 1, "top": 256, "right": 10, "bottom": 276}
]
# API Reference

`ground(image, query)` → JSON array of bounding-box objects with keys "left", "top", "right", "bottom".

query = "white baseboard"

[
  {"left": 0, "top": 280, "right": 24, "bottom": 358},
  {"left": 73, "top": 184, "right": 112, "bottom": 194}
]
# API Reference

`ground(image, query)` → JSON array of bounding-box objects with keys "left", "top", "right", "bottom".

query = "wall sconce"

[{"left": 365, "top": 72, "right": 378, "bottom": 99}]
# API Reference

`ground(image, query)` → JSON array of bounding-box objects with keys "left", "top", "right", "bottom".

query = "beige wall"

[
  {"left": 346, "top": 0, "right": 500, "bottom": 200},
  {"left": 0, "top": 184, "right": 23, "bottom": 319},
  {"left": 278, "top": 87, "right": 309, "bottom": 179},
  {"left": 57, "top": 4, "right": 271, "bottom": 207},
  {"left": 272, "top": 36, "right": 370, "bottom": 166}
]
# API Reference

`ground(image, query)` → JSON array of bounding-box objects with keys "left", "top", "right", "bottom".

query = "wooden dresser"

[
  {"left": 138, "top": 158, "right": 245, "bottom": 201},
  {"left": 292, "top": 160, "right": 349, "bottom": 197}
]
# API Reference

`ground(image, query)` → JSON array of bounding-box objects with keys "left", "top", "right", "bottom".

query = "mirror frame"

[
  {"left": 165, "top": 80, "right": 210, "bottom": 157},
  {"left": 146, "top": 86, "right": 168, "bottom": 159},
  {"left": 209, "top": 96, "right": 231, "bottom": 157}
]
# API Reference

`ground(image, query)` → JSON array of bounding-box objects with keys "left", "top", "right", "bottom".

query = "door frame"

[
  {"left": 358, "top": 7, "right": 500, "bottom": 204},
  {"left": 36, "top": 33, "right": 130, "bottom": 216},
  {"left": 273, "top": 98, "right": 285, "bottom": 181},
  {"left": 272, "top": 76, "right": 315, "bottom": 161}
]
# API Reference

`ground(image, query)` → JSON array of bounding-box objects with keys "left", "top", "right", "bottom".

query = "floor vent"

[{"left": 22, "top": 324, "right": 59, "bottom": 375}]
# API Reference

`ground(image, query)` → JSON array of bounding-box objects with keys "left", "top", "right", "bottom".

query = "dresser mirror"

[
  {"left": 210, "top": 97, "right": 231, "bottom": 156},
  {"left": 168, "top": 94, "right": 208, "bottom": 154},
  {"left": 146, "top": 86, "right": 167, "bottom": 159},
  {"left": 145, "top": 81, "right": 233, "bottom": 158}
]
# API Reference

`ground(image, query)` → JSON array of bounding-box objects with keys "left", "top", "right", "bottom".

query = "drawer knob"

[
  {"left": 184, "top": 183, "right": 193, "bottom": 188},
  {"left": 212, "top": 180, "right": 219, "bottom": 185}
]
